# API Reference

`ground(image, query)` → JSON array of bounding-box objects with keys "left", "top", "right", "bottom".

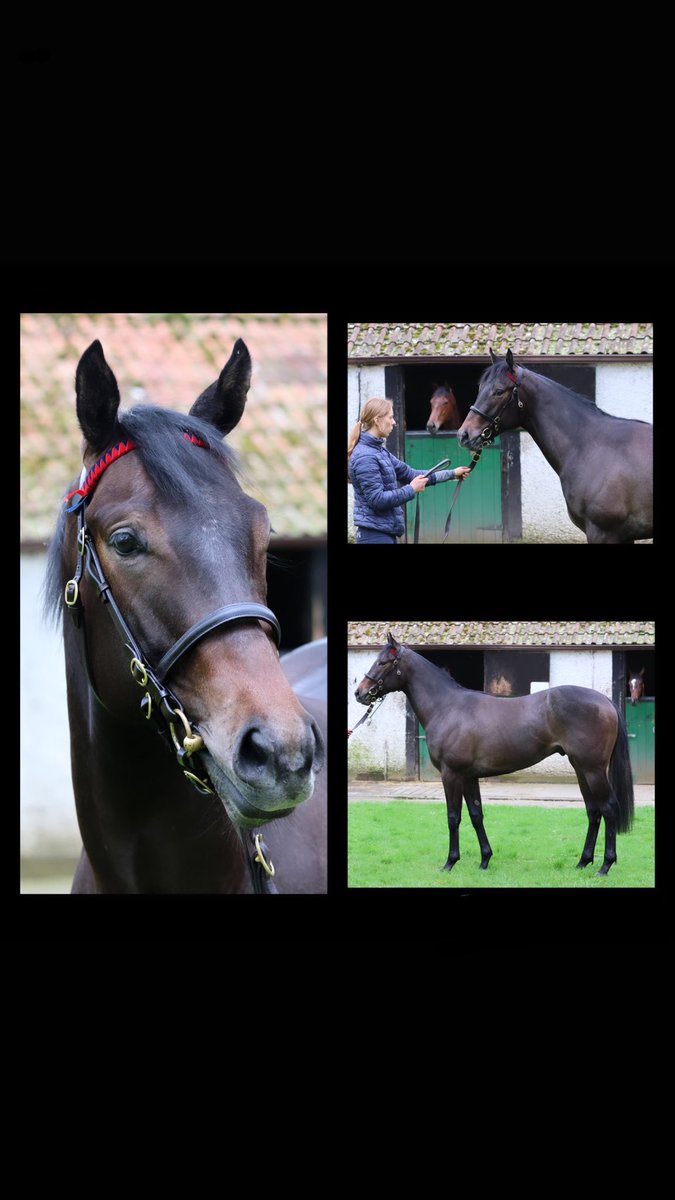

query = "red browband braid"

[
  {"left": 64, "top": 430, "right": 209, "bottom": 512},
  {"left": 184, "top": 431, "right": 209, "bottom": 449}
]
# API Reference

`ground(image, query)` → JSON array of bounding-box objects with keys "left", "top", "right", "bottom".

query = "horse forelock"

[{"left": 117, "top": 405, "right": 240, "bottom": 502}]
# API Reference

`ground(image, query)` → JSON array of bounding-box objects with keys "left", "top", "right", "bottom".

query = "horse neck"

[
  {"left": 399, "top": 650, "right": 456, "bottom": 726},
  {"left": 519, "top": 369, "right": 594, "bottom": 475}
]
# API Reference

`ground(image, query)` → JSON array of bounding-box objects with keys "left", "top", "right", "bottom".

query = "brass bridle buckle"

[
  {"left": 169, "top": 705, "right": 205, "bottom": 756},
  {"left": 130, "top": 657, "right": 148, "bottom": 687},
  {"left": 64, "top": 579, "right": 79, "bottom": 607},
  {"left": 253, "top": 833, "right": 275, "bottom": 878}
]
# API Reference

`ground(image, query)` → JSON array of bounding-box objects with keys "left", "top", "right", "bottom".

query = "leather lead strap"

[{"left": 412, "top": 457, "right": 451, "bottom": 545}]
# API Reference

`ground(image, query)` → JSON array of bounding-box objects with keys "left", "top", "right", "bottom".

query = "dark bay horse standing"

[
  {"left": 426, "top": 386, "right": 461, "bottom": 435},
  {"left": 44, "top": 338, "right": 326, "bottom": 894},
  {"left": 457, "top": 349, "right": 653, "bottom": 543},
  {"left": 355, "top": 633, "right": 634, "bottom": 876}
]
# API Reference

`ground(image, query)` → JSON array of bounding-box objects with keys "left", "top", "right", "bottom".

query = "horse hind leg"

[
  {"left": 463, "top": 778, "right": 493, "bottom": 869},
  {"left": 570, "top": 757, "right": 618, "bottom": 875}
]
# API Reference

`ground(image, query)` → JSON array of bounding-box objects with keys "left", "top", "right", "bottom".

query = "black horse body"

[
  {"left": 356, "top": 634, "right": 634, "bottom": 876},
  {"left": 46, "top": 339, "right": 326, "bottom": 894},
  {"left": 457, "top": 351, "right": 652, "bottom": 544}
]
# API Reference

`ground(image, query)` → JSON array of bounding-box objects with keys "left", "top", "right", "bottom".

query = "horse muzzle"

[
  {"left": 458, "top": 426, "right": 479, "bottom": 449},
  {"left": 201, "top": 714, "right": 324, "bottom": 828}
]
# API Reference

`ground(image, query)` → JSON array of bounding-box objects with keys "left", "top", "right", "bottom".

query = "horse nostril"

[
  {"left": 236, "top": 725, "right": 275, "bottom": 783},
  {"left": 234, "top": 719, "right": 319, "bottom": 789}
]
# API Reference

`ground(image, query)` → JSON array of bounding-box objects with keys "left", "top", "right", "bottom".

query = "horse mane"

[
  {"left": 43, "top": 406, "right": 240, "bottom": 625},
  {"left": 406, "top": 646, "right": 467, "bottom": 690},
  {"left": 478, "top": 361, "right": 651, "bottom": 425}
]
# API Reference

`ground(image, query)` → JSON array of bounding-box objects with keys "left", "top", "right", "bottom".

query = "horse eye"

[{"left": 110, "top": 530, "right": 142, "bottom": 556}]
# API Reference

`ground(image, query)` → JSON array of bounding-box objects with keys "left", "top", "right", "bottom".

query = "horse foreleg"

[
  {"left": 463, "top": 778, "right": 493, "bottom": 869},
  {"left": 440, "top": 766, "right": 463, "bottom": 872}
]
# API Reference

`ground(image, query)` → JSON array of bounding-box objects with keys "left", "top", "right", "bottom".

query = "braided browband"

[{"left": 64, "top": 430, "right": 209, "bottom": 512}]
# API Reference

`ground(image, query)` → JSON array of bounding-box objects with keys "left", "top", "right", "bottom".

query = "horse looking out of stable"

[{"left": 426, "top": 385, "right": 461, "bottom": 434}]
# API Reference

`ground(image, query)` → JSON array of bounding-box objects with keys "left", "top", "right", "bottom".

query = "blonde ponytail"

[{"left": 347, "top": 398, "right": 393, "bottom": 481}]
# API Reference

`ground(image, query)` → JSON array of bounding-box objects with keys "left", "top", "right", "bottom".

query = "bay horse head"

[
  {"left": 628, "top": 668, "right": 646, "bottom": 706},
  {"left": 354, "top": 632, "right": 405, "bottom": 703},
  {"left": 53, "top": 339, "right": 324, "bottom": 844},
  {"left": 426, "top": 385, "right": 461, "bottom": 435},
  {"left": 458, "top": 347, "right": 524, "bottom": 448}
]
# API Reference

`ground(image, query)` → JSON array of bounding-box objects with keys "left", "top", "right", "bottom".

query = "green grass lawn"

[{"left": 348, "top": 802, "right": 655, "bottom": 888}]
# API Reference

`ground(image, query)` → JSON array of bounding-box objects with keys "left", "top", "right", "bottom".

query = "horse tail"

[{"left": 609, "top": 704, "right": 635, "bottom": 833}]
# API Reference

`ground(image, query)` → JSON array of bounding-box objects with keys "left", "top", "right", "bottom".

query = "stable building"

[
  {"left": 347, "top": 322, "right": 653, "bottom": 544},
  {"left": 348, "top": 621, "right": 655, "bottom": 783}
]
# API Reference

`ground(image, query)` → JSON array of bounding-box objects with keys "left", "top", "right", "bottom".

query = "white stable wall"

[{"left": 347, "top": 365, "right": 387, "bottom": 540}]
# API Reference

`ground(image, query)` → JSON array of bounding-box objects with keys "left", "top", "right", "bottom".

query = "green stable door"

[
  {"left": 405, "top": 433, "right": 503, "bottom": 544},
  {"left": 625, "top": 700, "right": 655, "bottom": 784}
]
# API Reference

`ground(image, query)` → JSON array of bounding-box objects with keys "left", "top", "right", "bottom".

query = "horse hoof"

[
  {"left": 480, "top": 861, "right": 490, "bottom": 870},
  {"left": 441, "top": 861, "right": 457, "bottom": 873},
  {"left": 576, "top": 860, "right": 591, "bottom": 870},
  {"left": 596, "top": 866, "right": 611, "bottom": 877}
]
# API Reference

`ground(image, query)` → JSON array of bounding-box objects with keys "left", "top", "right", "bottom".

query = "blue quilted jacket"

[{"left": 349, "top": 432, "right": 456, "bottom": 536}]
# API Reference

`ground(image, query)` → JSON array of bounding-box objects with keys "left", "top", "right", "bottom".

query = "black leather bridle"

[
  {"left": 363, "top": 645, "right": 404, "bottom": 699},
  {"left": 349, "top": 645, "right": 404, "bottom": 736},
  {"left": 63, "top": 434, "right": 282, "bottom": 893},
  {"left": 468, "top": 366, "right": 524, "bottom": 445}
]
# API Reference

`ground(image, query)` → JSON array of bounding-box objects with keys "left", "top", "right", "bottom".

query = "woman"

[{"left": 348, "top": 398, "right": 471, "bottom": 544}]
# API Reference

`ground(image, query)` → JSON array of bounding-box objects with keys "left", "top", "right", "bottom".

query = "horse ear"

[
  {"left": 75, "top": 341, "right": 121, "bottom": 454},
  {"left": 506, "top": 349, "right": 514, "bottom": 371},
  {"left": 489, "top": 346, "right": 498, "bottom": 364},
  {"left": 189, "top": 338, "right": 252, "bottom": 437},
  {"left": 387, "top": 631, "right": 400, "bottom": 648}
]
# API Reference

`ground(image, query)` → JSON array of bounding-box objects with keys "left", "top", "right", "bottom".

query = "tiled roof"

[
  {"left": 347, "top": 322, "right": 653, "bottom": 359},
  {"left": 20, "top": 313, "right": 327, "bottom": 543},
  {"left": 348, "top": 621, "right": 655, "bottom": 647}
]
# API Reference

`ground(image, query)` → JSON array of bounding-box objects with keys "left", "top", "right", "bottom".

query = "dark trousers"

[{"left": 356, "top": 528, "right": 398, "bottom": 544}]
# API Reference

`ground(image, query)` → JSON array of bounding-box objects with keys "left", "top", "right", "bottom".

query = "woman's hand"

[
  {"left": 454, "top": 466, "right": 472, "bottom": 480},
  {"left": 411, "top": 475, "right": 428, "bottom": 492}
]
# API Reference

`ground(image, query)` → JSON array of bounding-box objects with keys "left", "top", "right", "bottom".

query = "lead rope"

[
  {"left": 348, "top": 696, "right": 384, "bottom": 738},
  {"left": 412, "top": 457, "right": 451, "bottom": 545},
  {"left": 441, "top": 446, "right": 483, "bottom": 542}
]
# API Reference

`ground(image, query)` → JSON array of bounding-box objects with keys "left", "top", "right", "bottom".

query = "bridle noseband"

[
  {"left": 63, "top": 432, "right": 282, "bottom": 894},
  {"left": 468, "top": 366, "right": 524, "bottom": 445}
]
